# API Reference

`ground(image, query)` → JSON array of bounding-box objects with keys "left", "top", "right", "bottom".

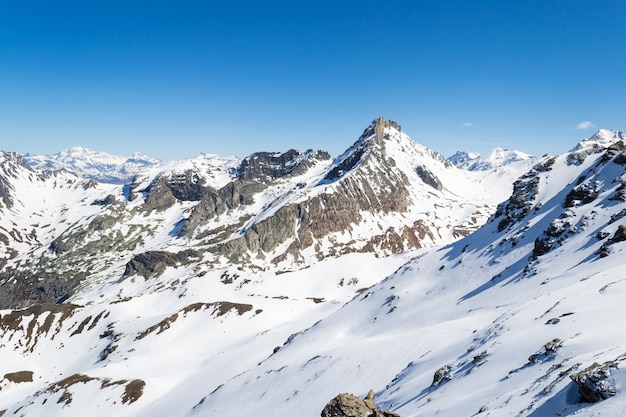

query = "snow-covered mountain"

[
  {"left": 25, "top": 146, "right": 162, "bottom": 184},
  {"left": 449, "top": 147, "right": 539, "bottom": 171},
  {"left": 1, "top": 122, "right": 626, "bottom": 416}
]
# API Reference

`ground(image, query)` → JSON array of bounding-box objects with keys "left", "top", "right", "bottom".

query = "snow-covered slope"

[
  {"left": 25, "top": 147, "right": 162, "bottom": 184},
  {"left": 190, "top": 131, "right": 626, "bottom": 416},
  {"left": 2, "top": 124, "right": 625, "bottom": 416}
]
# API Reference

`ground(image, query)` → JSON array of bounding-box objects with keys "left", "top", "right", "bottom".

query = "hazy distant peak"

[
  {"left": 449, "top": 147, "right": 534, "bottom": 171},
  {"left": 25, "top": 147, "right": 162, "bottom": 184},
  {"left": 448, "top": 151, "right": 481, "bottom": 169}
]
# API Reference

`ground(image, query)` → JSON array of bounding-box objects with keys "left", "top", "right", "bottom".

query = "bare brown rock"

[{"left": 321, "top": 391, "right": 400, "bottom": 417}]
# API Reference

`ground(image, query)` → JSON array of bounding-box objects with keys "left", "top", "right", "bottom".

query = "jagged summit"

[
  {"left": 3, "top": 122, "right": 626, "bottom": 416},
  {"left": 0, "top": 118, "right": 515, "bottom": 308},
  {"left": 570, "top": 128, "right": 626, "bottom": 152},
  {"left": 368, "top": 116, "right": 402, "bottom": 143}
]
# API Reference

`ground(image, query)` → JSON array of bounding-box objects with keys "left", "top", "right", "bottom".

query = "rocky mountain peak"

[
  {"left": 588, "top": 128, "right": 626, "bottom": 144},
  {"left": 4, "top": 122, "right": 626, "bottom": 417},
  {"left": 372, "top": 116, "right": 401, "bottom": 143},
  {"left": 357, "top": 116, "right": 402, "bottom": 146},
  {"left": 570, "top": 129, "right": 626, "bottom": 153},
  {"left": 567, "top": 129, "right": 626, "bottom": 165}
]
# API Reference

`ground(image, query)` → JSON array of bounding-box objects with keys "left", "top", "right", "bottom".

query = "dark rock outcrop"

[
  {"left": 564, "top": 182, "right": 599, "bottom": 207},
  {"left": 431, "top": 364, "right": 453, "bottom": 386},
  {"left": 133, "top": 169, "right": 212, "bottom": 211},
  {"left": 495, "top": 171, "right": 541, "bottom": 232},
  {"left": 238, "top": 149, "right": 330, "bottom": 182},
  {"left": 532, "top": 219, "right": 572, "bottom": 258},
  {"left": 0, "top": 151, "right": 35, "bottom": 209},
  {"left": 180, "top": 182, "right": 254, "bottom": 237},
  {"left": 143, "top": 176, "right": 178, "bottom": 211},
  {"left": 598, "top": 224, "right": 626, "bottom": 258},
  {"left": 213, "top": 118, "right": 424, "bottom": 263},
  {"left": 321, "top": 390, "right": 400, "bottom": 417},
  {"left": 123, "top": 250, "right": 201, "bottom": 279},
  {"left": 415, "top": 165, "right": 442, "bottom": 190},
  {"left": 528, "top": 339, "right": 563, "bottom": 363},
  {"left": 0, "top": 267, "right": 87, "bottom": 309},
  {"left": 570, "top": 355, "right": 626, "bottom": 402}
]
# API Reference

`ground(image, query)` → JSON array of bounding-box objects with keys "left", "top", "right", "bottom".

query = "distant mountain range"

[
  {"left": 1, "top": 118, "right": 626, "bottom": 416},
  {"left": 25, "top": 146, "right": 162, "bottom": 184},
  {"left": 448, "top": 147, "right": 538, "bottom": 171},
  {"left": 24, "top": 139, "right": 537, "bottom": 184}
]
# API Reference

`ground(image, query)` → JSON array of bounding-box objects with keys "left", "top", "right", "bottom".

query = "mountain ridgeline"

[
  {"left": 1, "top": 119, "right": 626, "bottom": 416},
  {"left": 1, "top": 117, "right": 502, "bottom": 308}
]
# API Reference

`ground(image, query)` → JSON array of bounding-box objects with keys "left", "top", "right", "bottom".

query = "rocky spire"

[{"left": 372, "top": 116, "right": 402, "bottom": 145}]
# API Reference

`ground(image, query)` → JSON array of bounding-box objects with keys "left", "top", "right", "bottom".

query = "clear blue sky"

[{"left": 1, "top": 1, "right": 625, "bottom": 160}]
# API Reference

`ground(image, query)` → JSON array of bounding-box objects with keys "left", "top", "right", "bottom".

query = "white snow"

[{"left": 1, "top": 126, "right": 626, "bottom": 416}]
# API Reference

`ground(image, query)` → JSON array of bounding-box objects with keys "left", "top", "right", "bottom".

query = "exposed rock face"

[
  {"left": 570, "top": 355, "right": 626, "bottom": 402},
  {"left": 239, "top": 149, "right": 330, "bottom": 182},
  {"left": 142, "top": 170, "right": 211, "bottom": 212},
  {"left": 598, "top": 224, "right": 626, "bottom": 257},
  {"left": 568, "top": 129, "right": 626, "bottom": 165},
  {"left": 50, "top": 215, "right": 119, "bottom": 255},
  {"left": 494, "top": 156, "right": 556, "bottom": 233},
  {"left": 0, "top": 268, "right": 86, "bottom": 309},
  {"left": 528, "top": 339, "right": 563, "bottom": 363},
  {"left": 2, "top": 371, "right": 33, "bottom": 384},
  {"left": 321, "top": 390, "right": 400, "bottom": 417},
  {"left": 180, "top": 149, "right": 330, "bottom": 238},
  {"left": 0, "top": 117, "right": 506, "bottom": 308},
  {"left": 0, "top": 151, "right": 35, "bottom": 209},
  {"left": 180, "top": 182, "right": 254, "bottom": 237},
  {"left": 609, "top": 180, "right": 626, "bottom": 202},
  {"left": 533, "top": 218, "right": 573, "bottom": 258},
  {"left": 432, "top": 364, "right": 453, "bottom": 386},
  {"left": 123, "top": 250, "right": 201, "bottom": 279},
  {"left": 131, "top": 169, "right": 211, "bottom": 211},
  {"left": 212, "top": 117, "right": 448, "bottom": 263},
  {"left": 415, "top": 165, "right": 442, "bottom": 190},
  {"left": 495, "top": 172, "right": 540, "bottom": 232},
  {"left": 564, "top": 182, "right": 599, "bottom": 207},
  {"left": 0, "top": 303, "right": 80, "bottom": 351}
]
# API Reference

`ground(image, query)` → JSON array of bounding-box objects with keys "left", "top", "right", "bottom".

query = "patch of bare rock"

[{"left": 321, "top": 390, "right": 400, "bottom": 417}]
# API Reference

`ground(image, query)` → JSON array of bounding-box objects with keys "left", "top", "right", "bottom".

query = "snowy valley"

[{"left": 1, "top": 119, "right": 626, "bottom": 416}]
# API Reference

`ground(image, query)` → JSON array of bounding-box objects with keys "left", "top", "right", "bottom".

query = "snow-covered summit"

[
  {"left": 447, "top": 150, "right": 481, "bottom": 169},
  {"left": 571, "top": 128, "right": 626, "bottom": 152},
  {"left": 4, "top": 120, "right": 626, "bottom": 416},
  {"left": 25, "top": 146, "right": 161, "bottom": 184},
  {"left": 449, "top": 147, "right": 536, "bottom": 171}
]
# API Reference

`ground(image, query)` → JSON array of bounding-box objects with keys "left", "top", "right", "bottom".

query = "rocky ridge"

[
  {"left": 0, "top": 117, "right": 511, "bottom": 308},
  {"left": 2, "top": 123, "right": 625, "bottom": 416}
]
